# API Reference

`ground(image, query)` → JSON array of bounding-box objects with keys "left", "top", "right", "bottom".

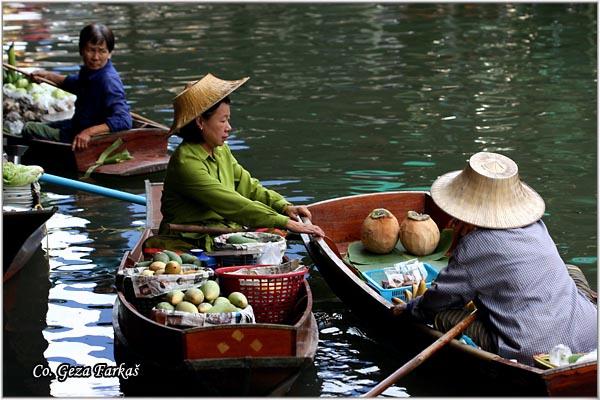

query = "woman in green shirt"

[{"left": 159, "top": 73, "right": 325, "bottom": 250}]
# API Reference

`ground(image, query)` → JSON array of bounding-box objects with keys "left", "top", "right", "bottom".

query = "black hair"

[
  {"left": 79, "top": 24, "right": 115, "bottom": 54},
  {"left": 176, "top": 96, "right": 231, "bottom": 143}
]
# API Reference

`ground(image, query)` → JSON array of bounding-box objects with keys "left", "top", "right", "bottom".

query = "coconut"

[
  {"left": 360, "top": 208, "right": 400, "bottom": 254},
  {"left": 399, "top": 211, "right": 440, "bottom": 256}
]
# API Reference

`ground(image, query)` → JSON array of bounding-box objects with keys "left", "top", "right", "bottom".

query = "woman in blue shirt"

[{"left": 22, "top": 23, "right": 132, "bottom": 150}]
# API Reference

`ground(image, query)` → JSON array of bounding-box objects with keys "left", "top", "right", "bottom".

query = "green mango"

[
  {"left": 200, "top": 280, "right": 220, "bottom": 302},
  {"left": 227, "top": 234, "right": 259, "bottom": 245},
  {"left": 155, "top": 302, "right": 174, "bottom": 311},
  {"left": 180, "top": 253, "right": 198, "bottom": 264},
  {"left": 153, "top": 252, "right": 170, "bottom": 263},
  {"left": 228, "top": 292, "right": 248, "bottom": 309},
  {"left": 175, "top": 301, "right": 199, "bottom": 313},
  {"left": 163, "top": 249, "right": 183, "bottom": 264}
]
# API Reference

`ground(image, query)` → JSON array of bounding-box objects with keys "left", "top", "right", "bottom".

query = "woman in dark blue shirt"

[{"left": 22, "top": 23, "right": 132, "bottom": 150}]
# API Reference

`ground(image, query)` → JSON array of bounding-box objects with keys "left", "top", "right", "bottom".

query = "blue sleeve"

[
  {"left": 103, "top": 75, "right": 132, "bottom": 132},
  {"left": 408, "top": 257, "right": 475, "bottom": 323},
  {"left": 61, "top": 74, "right": 79, "bottom": 94}
]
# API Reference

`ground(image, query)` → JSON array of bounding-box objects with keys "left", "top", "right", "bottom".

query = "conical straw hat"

[
  {"left": 430, "top": 152, "right": 545, "bottom": 229},
  {"left": 169, "top": 73, "right": 249, "bottom": 134}
]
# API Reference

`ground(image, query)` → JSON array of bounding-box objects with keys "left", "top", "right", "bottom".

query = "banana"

[
  {"left": 465, "top": 300, "right": 477, "bottom": 312},
  {"left": 411, "top": 282, "right": 419, "bottom": 299},
  {"left": 391, "top": 297, "right": 405, "bottom": 305},
  {"left": 416, "top": 279, "right": 427, "bottom": 297},
  {"left": 404, "top": 289, "right": 413, "bottom": 301}
]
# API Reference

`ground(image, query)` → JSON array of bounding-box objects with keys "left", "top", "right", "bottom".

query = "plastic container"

[
  {"left": 215, "top": 264, "right": 307, "bottom": 324},
  {"left": 190, "top": 248, "right": 217, "bottom": 269},
  {"left": 362, "top": 263, "right": 439, "bottom": 302}
]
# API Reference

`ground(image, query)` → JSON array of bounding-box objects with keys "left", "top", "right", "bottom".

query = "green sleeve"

[{"left": 172, "top": 155, "right": 289, "bottom": 228}]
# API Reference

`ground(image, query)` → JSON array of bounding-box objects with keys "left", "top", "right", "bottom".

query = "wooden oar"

[
  {"left": 362, "top": 309, "right": 478, "bottom": 397},
  {"left": 3, "top": 62, "right": 170, "bottom": 130}
]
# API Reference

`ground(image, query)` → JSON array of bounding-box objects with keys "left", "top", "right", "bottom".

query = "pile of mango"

[
  {"left": 155, "top": 280, "right": 250, "bottom": 314},
  {"left": 135, "top": 250, "right": 203, "bottom": 276}
]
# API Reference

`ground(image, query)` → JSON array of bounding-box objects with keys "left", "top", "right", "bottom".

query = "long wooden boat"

[
  {"left": 4, "top": 120, "right": 170, "bottom": 177},
  {"left": 112, "top": 181, "right": 318, "bottom": 396},
  {"left": 300, "top": 191, "right": 597, "bottom": 397},
  {"left": 3, "top": 206, "right": 57, "bottom": 283}
]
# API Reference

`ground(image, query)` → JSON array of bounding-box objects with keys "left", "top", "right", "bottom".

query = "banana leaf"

[
  {"left": 346, "top": 228, "right": 453, "bottom": 272},
  {"left": 83, "top": 138, "right": 133, "bottom": 178}
]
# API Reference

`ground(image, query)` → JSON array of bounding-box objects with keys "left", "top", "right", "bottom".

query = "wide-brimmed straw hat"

[
  {"left": 169, "top": 73, "right": 250, "bottom": 134},
  {"left": 430, "top": 152, "right": 545, "bottom": 229}
]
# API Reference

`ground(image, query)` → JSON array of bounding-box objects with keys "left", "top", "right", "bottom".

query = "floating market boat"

[
  {"left": 112, "top": 181, "right": 319, "bottom": 396},
  {"left": 299, "top": 191, "right": 597, "bottom": 397},
  {"left": 4, "top": 121, "right": 170, "bottom": 177},
  {"left": 3, "top": 206, "right": 57, "bottom": 283}
]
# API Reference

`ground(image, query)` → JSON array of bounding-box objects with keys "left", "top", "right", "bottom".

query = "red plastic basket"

[{"left": 215, "top": 265, "right": 308, "bottom": 324}]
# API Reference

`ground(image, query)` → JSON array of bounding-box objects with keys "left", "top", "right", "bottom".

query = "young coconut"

[
  {"left": 360, "top": 208, "right": 400, "bottom": 254},
  {"left": 399, "top": 211, "right": 440, "bottom": 256}
]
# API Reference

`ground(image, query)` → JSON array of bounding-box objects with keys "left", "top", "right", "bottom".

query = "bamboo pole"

[{"left": 362, "top": 310, "right": 478, "bottom": 397}]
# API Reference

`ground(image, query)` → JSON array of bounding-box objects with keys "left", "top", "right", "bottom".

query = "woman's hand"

[
  {"left": 283, "top": 205, "right": 312, "bottom": 220},
  {"left": 285, "top": 219, "right": 325, "bottom": 238}
]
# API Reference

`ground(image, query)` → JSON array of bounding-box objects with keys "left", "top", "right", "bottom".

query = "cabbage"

[{"left": 3, "top": 162, "right": 44, "bottom": 186}]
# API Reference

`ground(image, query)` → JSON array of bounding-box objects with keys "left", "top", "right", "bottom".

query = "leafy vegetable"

[{"left": 3, "top": 162, "right": 44, "bottom": 186}]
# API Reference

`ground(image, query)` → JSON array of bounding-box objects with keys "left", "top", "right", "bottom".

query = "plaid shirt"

[{"left": 409, "top": 220, "right": 597, "bottom": 365}]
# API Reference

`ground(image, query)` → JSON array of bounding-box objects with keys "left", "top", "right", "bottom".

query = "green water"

[{"left": 2, "top": 3, "right": 596, "bottom": 397}]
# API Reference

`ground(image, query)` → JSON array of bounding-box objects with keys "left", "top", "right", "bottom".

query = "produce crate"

[
  {"left": 215, "top": 264, "right": 307, "bottom": 324},
  {"left": 362, "top": 263, "right": 439, "bottom": 303}
]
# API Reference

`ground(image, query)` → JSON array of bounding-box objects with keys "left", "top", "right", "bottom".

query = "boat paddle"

[
  {"left": 39, "top": 173, "right": 146, "bottom": 205},
  {"left": 3, "top": 62, "right": 170, "bottom": 130},
  {"left": 362, "top": 309, "right": 478, "bottom": 397}
]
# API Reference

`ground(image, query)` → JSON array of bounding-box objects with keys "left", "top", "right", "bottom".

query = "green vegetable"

[
  {"left": 568, "top": 354, "right": 583, "bottom": 364},
  {"left": 52, "top": 88, "right": 68, "bottom": 99},
  {"left": 3, "top": 162, "right": 44, "bottom": 186},
  {"left": 227, "top": 234, "right": 259, "bottom": 244},
  {"left": 15, "top": 78, "right": 29, "bottom": 89}
]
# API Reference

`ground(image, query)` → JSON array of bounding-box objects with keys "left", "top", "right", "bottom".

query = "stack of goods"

[
  {"left": 3, "top": 43, "right": 76, "bottom": 135},
  {"left": 213, "top": 231, "right": 287, "bottom": 266},
  {"left": 119, "top": 248, "right": 257, "bottom": 327},
  {"left": 2, "top": 161, "right": 44, "bottom": 209}
]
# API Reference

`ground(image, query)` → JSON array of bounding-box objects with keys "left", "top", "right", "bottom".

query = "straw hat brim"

[
  {"left": 430, "top": 169, "right": 545, "bottom": 229},
  {"left": 169, "top": 73, "right": 249, "bottom": 134}
]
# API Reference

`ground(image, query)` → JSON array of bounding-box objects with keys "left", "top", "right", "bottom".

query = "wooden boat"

[
  {"left": 112, "top": 181, "right": 318, "bottom": 396},
  {"left": 4, "top": 120, "right": 170, "bottom": 177},
  {"left": 3, "top": 206, "right": 57, "bottom": 283},
  {"left": 299, "top": 191, "right": 597, "bottom": 397}
]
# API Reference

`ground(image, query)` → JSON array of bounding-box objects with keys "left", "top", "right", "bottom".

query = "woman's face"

[
  {"left": 197, "top": 102, "right": 232, "bottom": 152},
  {"left": 81, "top": 41, "right": 111, "bottom": 71}
]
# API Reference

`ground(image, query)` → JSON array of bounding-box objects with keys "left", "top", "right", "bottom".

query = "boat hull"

[
  {"left": 3, "top": 207, "right": 57, "bottom": 282},
  {"left": 113, "top": 297, "right": 317, "bottom": 396},
  {"left": 300, "top": 191, "right": 597, "bottom": 397},
  {"left": 5, "top": 128, "right": 170, "bottom": 177},
  {"left": 112, "top": 180, "right": 319, "bottom": 396}
]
